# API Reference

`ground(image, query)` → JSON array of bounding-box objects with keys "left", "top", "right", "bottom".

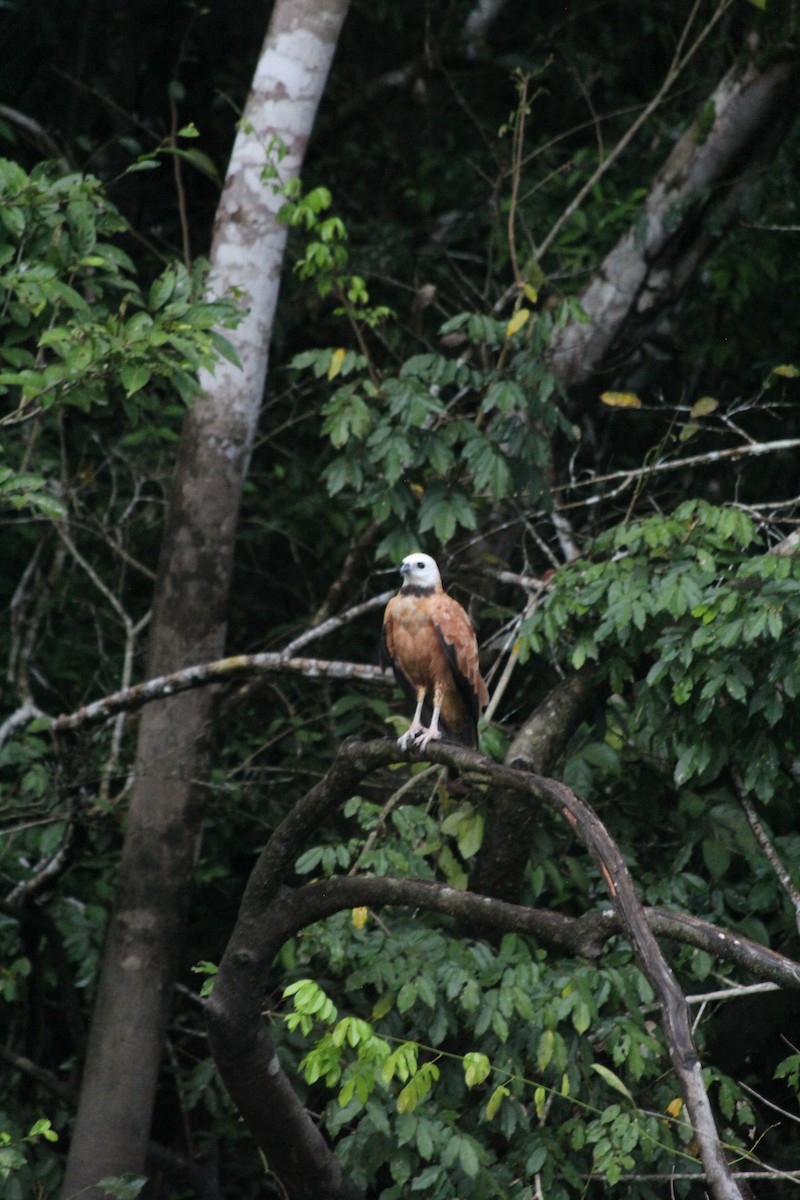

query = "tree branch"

[
  {"left": 206, "top": 738, "right": 767, "bottom": 1200},
  {"left": 731, "top": 765, "right": 800, "bottom": 937},
  {"left": 536, "top": 0, "right": 733, "bottom": 264},
  {"left": 50, "top": 652, "right": 390, "bottom": 733},
  {"left": 281, "top": 590, "right": 394, "bottom": 660},
  {"left": 548, "top": 58, "right": 799, "bottom": 387},
  {"left": 556, "top": 438, "right": 800, "bottom": 510}
]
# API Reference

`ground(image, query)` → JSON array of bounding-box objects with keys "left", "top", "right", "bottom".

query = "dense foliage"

[{"left": 1, "top": 1, "right": 799, "bottom": 1197}]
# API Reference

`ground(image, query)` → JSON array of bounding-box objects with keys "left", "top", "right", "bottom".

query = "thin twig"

[
  {"left": 535, "top": 0, "right": 732, "bottom": 262},
  {"left": 99, "top": 610, "right": 151, "bottom": 805},
  {"left": 738, "top": 1079, "right": 800, "bottom": 1129},
  {"left": 483, "top": 584, "right": 546, "bottom": 724},
  {"left": 686, "top": 981, "right": 779, "bottom": 1005},
  {"left": 732, "top": 765, "right": 800, "bottom": 936},
  {"left": 281, "top": 590, "right": 394, "bottom": 660},
  {"left": 348, "top": 765, "right": 440, "bottom": 876},
  {"left": 556, "top": 438, "right": 800, "bottom": 505},
  {"left": 55, "top": 524, "right": 132, "bottom": 628}
]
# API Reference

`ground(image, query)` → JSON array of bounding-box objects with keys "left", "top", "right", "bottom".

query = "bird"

[{"left": 381, "top": 552, "right": 489, "bottom": 750}]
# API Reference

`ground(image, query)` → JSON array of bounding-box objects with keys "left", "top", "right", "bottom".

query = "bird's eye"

[{"left": 416, "top": 561, "right": 425, "bottom": 568}]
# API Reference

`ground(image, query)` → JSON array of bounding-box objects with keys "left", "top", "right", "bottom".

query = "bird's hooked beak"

[{"left": 399, "top": 562, "right": 411, "bottom": 577}]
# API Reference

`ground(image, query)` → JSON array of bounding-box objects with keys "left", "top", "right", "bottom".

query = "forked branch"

[{"left": 206, "top": 738, "right": 779, "bottom": 1200}]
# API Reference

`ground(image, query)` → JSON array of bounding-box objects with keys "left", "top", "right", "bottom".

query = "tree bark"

[
  {"left": 469, "top": 666, "right": 600, "bottom": 900},
  {"left": 548, "top": 58, "right": 799, "bottom": 388},
  {"left": 59, "top": 2, "right": 350, "bottom": 1196}
]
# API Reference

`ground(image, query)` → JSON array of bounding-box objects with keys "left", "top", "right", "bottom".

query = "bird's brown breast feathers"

[{"left": 383, "top": 590, "right": 487, "bottom": 704}]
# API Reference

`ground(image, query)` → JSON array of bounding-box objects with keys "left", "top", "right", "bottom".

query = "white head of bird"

[{"left": 399, "top": 553, "right": 442, "bottom": 591}]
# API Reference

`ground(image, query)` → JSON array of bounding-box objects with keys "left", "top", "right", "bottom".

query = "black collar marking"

[{"left": 400, "top": 584, "right": 436, "bottom": 597}]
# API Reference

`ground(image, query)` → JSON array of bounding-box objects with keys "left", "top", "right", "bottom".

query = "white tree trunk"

[
  {"left": 60, "top": 3, "right": 350, "bottom": 1197},
  {"left": 198, "top": 0, "right": 350, "bottom": 461}
]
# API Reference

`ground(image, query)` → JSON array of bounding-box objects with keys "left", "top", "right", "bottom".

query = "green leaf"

[
  {"left": 572, "top": 999, "right": 591, "bottom": 1034},
  {"left": 702, "top": 838, "right": 731, "bottom": 880},
  {"left": 148, "top": 269, "right": 176, "bottom": 310},
  {"left": 126, "top": 158, "right": 160, "bottom": 174},
  {"left": 418, "top": 488, "right": 477, "bottom": 543},
  {"left": 397, "top": 981, "right": 418, "bottom": 1013},
  {"left": 95, "top": 1177, "right": 148, "bottom": 1200},
  {"left": 690, "top": 396, "right": 718, "bottom": 417},
  {"left": 167, "top": 146, "right": 220, "bottom": 180},
  {"left": 590, "top": 1063, "right": 635, "bottom": 1104},
  {"left": 537, "top": 1029, "right": 554, "bottom": 1072},
  {"left": 458, "top": 1136, "right": 480, "bottom": 1178},
  {"left": 27, "top": 1119, "right": 58, "bottom": 1143},
  {"left": 456, "top": 811, "right": 484, "bottom": 859},
  {"left": 119, "top": 363, "right": 152, "bottom": 397}
]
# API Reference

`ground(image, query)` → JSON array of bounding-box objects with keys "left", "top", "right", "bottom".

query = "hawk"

[{"left": 381, "top": 553, "right": 489, "bottom": 750}]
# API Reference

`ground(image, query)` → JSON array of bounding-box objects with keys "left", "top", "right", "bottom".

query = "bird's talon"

[{"left": 397, "top": 728, "right": 420, "bottom": 751}]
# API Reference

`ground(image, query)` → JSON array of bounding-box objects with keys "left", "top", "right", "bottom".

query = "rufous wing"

[{"left": 431, "top": 594, "right": 489, "bottom": 747}]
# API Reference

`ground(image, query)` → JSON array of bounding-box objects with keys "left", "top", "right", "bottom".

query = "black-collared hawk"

[{"left": 381, "top": 553, "right": 489, "bottom": 749}]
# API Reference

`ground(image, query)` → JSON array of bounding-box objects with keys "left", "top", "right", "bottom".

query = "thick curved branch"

[
  {"left": 207, "top": 738, "right": 762, "bottom": 1200},
  {"left": 241, "top": 875, "right": 800, "bottom": 987},
  {"left": 206, "top": 746, "right": 372, "bottom": 1200}
]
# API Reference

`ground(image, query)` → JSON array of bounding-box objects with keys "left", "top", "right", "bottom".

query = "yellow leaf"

[
  {"left": 666, "top": 1097, "right": 683, "bottom": 1119},
  {"left": 506, "top": 308, "right": 530, "bottom": 337},
  {"left": 327, "top": 348, "right": 346, "bottom": 380},
  {"left": 486, "top": 1084, "right": 509, "bottom": 1121},
  {"left": 679, "top": 422, "right": 700, "bottom": 443},
  {"left": 772, "top": 364, "right": 800, "bottom": 378},
  {"left": 409, "top": 482, "right": 425, "bottom": 499},
  {"left": 351, "top": 906, "right": 368, "bottom": 930},
  {"left": 463, "top": 1052, "right": 491, "bottom": 1088},
  {"left": 690, "top": 396, "right": 718, "bottom": 418},
  {"left": 523, "top": 283, "right": 538, "bottom": 304},
  {"left": 396, "top": 1081, "right": 415, "bottom": 1113},
  {"left": 600, "top": 391, "right": 641, "bottom": 408}
]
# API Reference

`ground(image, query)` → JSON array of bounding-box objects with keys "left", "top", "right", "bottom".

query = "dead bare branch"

[
  {"left": 50, "top": 652, "right": 389, "bottom": 733},
  {"left": 281, "top": 589, "right": 394, "bottom": 660},
  {"left": 557, "top": 438, "right": 800, "bottom": 510}
]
